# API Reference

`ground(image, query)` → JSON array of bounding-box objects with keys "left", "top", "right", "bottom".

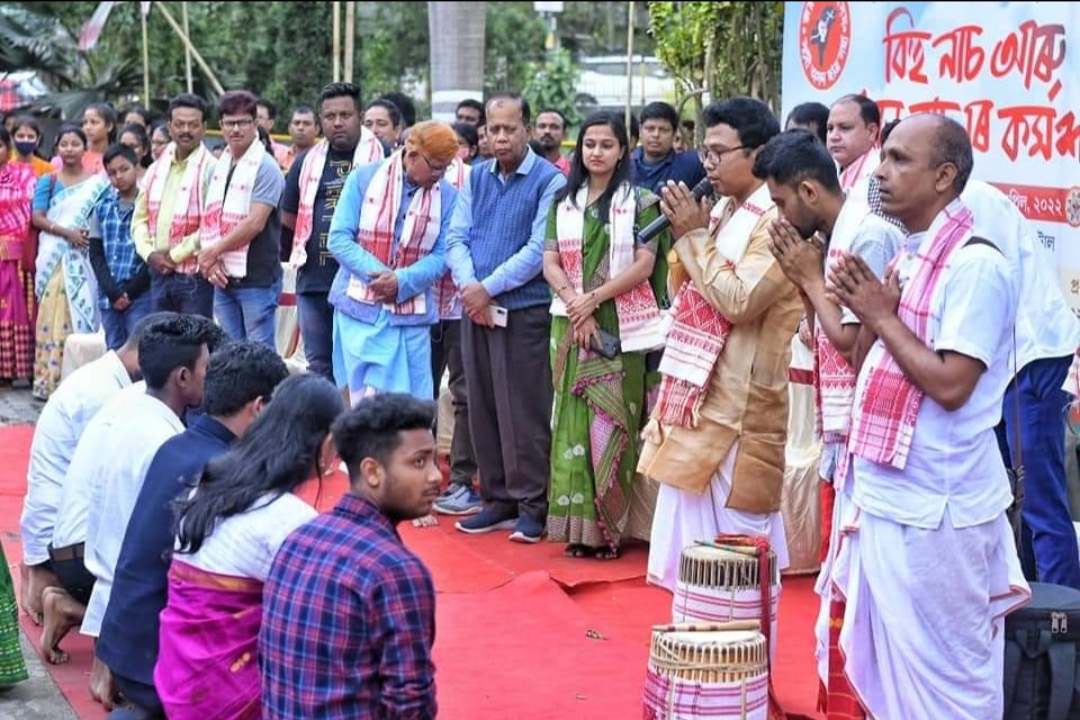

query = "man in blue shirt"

[
  {"left": 440, "top": 92, "right": 566, "bottom": 540},
  {"left": 95, "top": 341, "right": 289, "bottom": 719},
  {"left": 632, "top": 101, "right": 705, "bottom": 195}
]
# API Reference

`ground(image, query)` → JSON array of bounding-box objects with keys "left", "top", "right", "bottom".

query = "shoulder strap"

[
  {"left": 1047, "top": 637, "right": 1079, "bottom": 720},
  {"left": 964, "top": 235, "right": 1001, "bottom": 253}
]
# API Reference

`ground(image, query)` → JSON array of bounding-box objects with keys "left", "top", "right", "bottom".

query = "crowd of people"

[{"left": 0, "top": 77, "right": 1075, "bottom": 720}]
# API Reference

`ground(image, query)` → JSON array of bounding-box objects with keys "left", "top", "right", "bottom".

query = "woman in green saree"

[
  {"left": 542, "top": 111, "right": 670, "bottom": 560},
  {"left": 0, "top": 541, "right": 28, "bottom": 687}
]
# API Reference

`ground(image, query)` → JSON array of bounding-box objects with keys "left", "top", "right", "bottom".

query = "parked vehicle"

[{"left": 574, "top": 55, "right": 677, "bottom": 112}]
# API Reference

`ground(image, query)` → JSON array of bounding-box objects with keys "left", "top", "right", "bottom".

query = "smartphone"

[{"left": 487, "top": 304, "right": 509, "bottom": 328}]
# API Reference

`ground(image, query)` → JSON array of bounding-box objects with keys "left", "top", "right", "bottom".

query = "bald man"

[{"left": 827, "top": 114, "right": 1030, "bottom": 719}]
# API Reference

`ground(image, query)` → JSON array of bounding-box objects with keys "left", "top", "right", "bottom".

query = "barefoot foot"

[
  {"left": 89, "top": 655, "right": 117, "bottom": 711},
  {"left": 40, "top": 588, "right": 81, "bottom": 666}
]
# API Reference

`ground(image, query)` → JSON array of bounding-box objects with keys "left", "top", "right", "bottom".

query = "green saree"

[
  {"left": 545, "top": 195, "right": 665, "bottom": 551},
  {"left": 0, "top": 541, "right": 28, "bottom": 686}
]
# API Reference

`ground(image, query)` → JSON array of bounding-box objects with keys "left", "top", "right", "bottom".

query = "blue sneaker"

[
  {"left": 455, "top": 508, "right": 517, "bottom": 534},
  {"left": 433, "top": 485, "right": 483, "bottom": 516},
  {"left": 509, "top": 515, "right": 544, "bottom": 544}
]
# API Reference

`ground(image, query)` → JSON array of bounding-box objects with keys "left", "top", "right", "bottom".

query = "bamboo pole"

[
  {"left": 332, "top": 2, "right": 341, "bottom": 82},
  {"left": 182, "top": 1, "right": 193, "bottom": 93},
  {"left": 625, "top": 1, "right": 635, "bottom": 131},
  {"left": 141, "top": 9, "right": 150, "bottom": 106},
  {"left": 344, "top": 2, "right": 355, "bottom": 84},
  {"left": 153, "top": 2, "right": 225, "bottom": 95}
]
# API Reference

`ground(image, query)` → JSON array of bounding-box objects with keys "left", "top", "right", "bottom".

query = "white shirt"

[
  {"left": 962, "top": 180, "right": 1080, "bottom": 372},
  {"left": 20, "top": 351, "right": 132, "bottom": 565},
  {"left": 852, "top": 210, "right": 1018, "bottom": 530},
  {"left": 63, "top": 390, "right": 185, "bottom": 637},
  {"left": 829, "top": 196, "right": 906, "bottom": 325},
  {"left": 178, "top": 492, "right": 316, "bottom": 582}
]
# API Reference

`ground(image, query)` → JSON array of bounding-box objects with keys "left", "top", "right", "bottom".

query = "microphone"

[{"left": 636, "top": 177, "right": 716, "bottom": 244}]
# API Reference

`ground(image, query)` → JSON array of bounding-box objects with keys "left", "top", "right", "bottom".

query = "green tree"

[
  {"left": 484, "top": 3, "right": 547, "bottom": 94},
  {"left": 648, "top": 1, "right": 783, "bottom": 140},
  {"left": 522, "top": 49, "right": 581, "bottom": 127}
]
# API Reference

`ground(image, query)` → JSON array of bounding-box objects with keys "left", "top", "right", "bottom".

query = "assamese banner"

[{"left": 781, "top": 2, "right": 1080, "bottom": 311}]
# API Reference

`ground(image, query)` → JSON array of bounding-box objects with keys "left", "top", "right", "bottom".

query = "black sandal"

[
  {"left": 563, "top": 544, "right": 591, "bottom": 559},
  {"left": 594, "top": 546, "right": 621, "bottom": 561}
]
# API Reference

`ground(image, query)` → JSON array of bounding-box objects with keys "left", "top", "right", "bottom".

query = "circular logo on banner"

[
  {"left": 799, "top": 2, "right": 852, "bottom": 90},
  {"left": 1067, "top": 186, "right": 1080, "bottom": 228}
]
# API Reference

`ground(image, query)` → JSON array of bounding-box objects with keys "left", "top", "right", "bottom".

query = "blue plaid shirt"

[
  {"left": 90, "top": 188, "right": 145, "bottom": 309},
  {"left": 259, "top": 493, "right": 437, "bottom": 719}
]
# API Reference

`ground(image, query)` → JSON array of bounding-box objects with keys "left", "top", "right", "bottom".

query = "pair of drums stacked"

[
  {"left": 643, "top": 620, "right": 769, "bottom": 720},
  {"left": 671, "top": 542, "right": 780, "bottom": 667}
]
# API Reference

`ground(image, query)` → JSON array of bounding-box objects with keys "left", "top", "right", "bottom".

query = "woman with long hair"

[
  {"left": 50, "top": 103, "right": 115, "bottom": 175},
  {"left": 542, "top": 110, "right": 670, "bottom": 560},
  {"left": 154, "top": 373, "right": 344, "bottom": 720},
  {"left": 30, "top": 124, "right": 108, "bottom": 399}
]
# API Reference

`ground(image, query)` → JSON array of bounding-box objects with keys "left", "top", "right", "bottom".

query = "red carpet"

[{"left": 0, "top": 423, "right": 824, "bottom": 719}]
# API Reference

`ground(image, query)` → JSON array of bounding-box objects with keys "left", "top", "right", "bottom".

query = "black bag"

[
  {"left": 1004, "top": 582, "right": 1080, "bottom": 719},
  {"left": 589, "top": 329, "right": 621, "bottom": 360}
]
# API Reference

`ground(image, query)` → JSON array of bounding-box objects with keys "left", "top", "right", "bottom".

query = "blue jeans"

[
  {"left": 149, "top": 271, "right": 214, "bottom": 318},
  {"left": 100, "top": 293, "right": 152, "bottom": 350},
  {"left": 214, "top": 279, "right": 282, "bottom": 348},
  {"left": 1003, "top": 354, "right": 1080, "bottom": 589},
  {"left": 297, "top": 291, "right": 334, "bottom": 381}
]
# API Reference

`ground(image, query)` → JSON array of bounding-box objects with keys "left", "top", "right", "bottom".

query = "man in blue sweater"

[{"left": 441, "top": 92, "right": 566, "bottom": 541}]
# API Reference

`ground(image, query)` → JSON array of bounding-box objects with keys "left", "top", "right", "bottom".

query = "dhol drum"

[
  {"left": 643, "top": 621, "right": 770, "bottom": 720},
  {"left": 672, "top": 542, "right": 780, "bottom": 643}
]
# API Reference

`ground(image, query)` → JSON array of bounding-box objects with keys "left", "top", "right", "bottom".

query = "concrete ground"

[{"left": 0, "top": 386, "right": 79, "bottom": 720}]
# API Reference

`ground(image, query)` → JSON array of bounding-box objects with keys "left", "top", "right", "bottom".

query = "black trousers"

[
  {"left": 460, "top": 305, "right": 552, "bottom": 522},
  {"left": 430, "top": 319, "right": 478, "bottom": 487}
]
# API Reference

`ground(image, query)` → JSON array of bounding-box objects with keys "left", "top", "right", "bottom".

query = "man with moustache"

[
  {"left": 282, "top": 82, "right": 384, "bottom": 381},
  {"left": 532, "top": 109, "right": 570, "bottom": 174},
  {"left": 442, "top": 92, "right": 566, "bottom": 542},
  {"left": 133, "top": 94, "right": 216, "bottom": 318},
  {"left": 828, "top": 114, "right": 1029, "bottom": 719}
]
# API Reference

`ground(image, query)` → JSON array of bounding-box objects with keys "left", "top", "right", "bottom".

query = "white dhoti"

[
  {"left": 647, "top": 441, "right": 791, "bottom": 593},
  {"left": 834, "top": 508, "right": 1030, "bottom": 719},
  {"left": 813, "top": 483, "right": 858, "bottom": 687}
]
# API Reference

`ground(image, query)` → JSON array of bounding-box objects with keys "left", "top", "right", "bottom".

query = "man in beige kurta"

[{"left": 640, "top": 98, "right": 800, "bottom": 591}]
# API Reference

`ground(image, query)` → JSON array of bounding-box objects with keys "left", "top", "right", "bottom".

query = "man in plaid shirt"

[{"left": 259, "top": 393, "right": 442, "bottom": 719}]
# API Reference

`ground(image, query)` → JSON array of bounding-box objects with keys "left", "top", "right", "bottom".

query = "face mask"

[{"left": 14, "top": 141, "right": 36, "bottom": 156}]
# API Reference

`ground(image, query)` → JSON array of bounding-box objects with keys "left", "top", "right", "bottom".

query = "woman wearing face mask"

[
  {"left": 10, "top": 117, "right": 53, "bottom": 178},
  {"left": 0, "top": 127, "right": 38, "bottom": 389}
]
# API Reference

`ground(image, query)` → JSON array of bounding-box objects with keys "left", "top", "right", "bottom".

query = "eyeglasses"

[
  {"left": 699, "top": 145, "right": 748, "bottom": 166},
  {"left": 421, "top": 154, "right": 449, "bottom": 175},
  {"left": 220, "top": 118, "right": 254, "bottom": 130}
]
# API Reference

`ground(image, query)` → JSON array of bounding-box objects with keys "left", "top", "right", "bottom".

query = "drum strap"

[{"left": 713, "top": 533, "right": 788, "bottom": 720}]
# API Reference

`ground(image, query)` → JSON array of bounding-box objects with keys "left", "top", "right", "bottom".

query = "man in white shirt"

[
  {"left": 961, "top": 180, "right": 1080, "bottom": 590},
  {"left": 18, "top": 312, "right": 165, "bottom": 625},
  {"left": 826, "top": 94, "right": 880, "bottom": 203},
  {"left": 827, "top": 114, "right": 1029, "bottom": 719},
  {"left": 41, "top": 314, "right": 217, "bottom": 710},
  {"left": 751, "top": 128, "right": 904, "bottom": 715}
]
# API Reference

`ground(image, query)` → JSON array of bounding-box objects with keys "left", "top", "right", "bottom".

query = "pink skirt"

[{"left": 0, "top": 260, "right": 32, "bottom": 380}]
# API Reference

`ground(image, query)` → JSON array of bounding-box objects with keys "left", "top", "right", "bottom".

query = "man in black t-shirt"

[{"left": 280, "top": 82, "right": 386, "bottom": 380}]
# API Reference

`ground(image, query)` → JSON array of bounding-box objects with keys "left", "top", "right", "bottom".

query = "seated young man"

[{"left": 259, "top": 393, "right": 442, "bottom": 719}]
